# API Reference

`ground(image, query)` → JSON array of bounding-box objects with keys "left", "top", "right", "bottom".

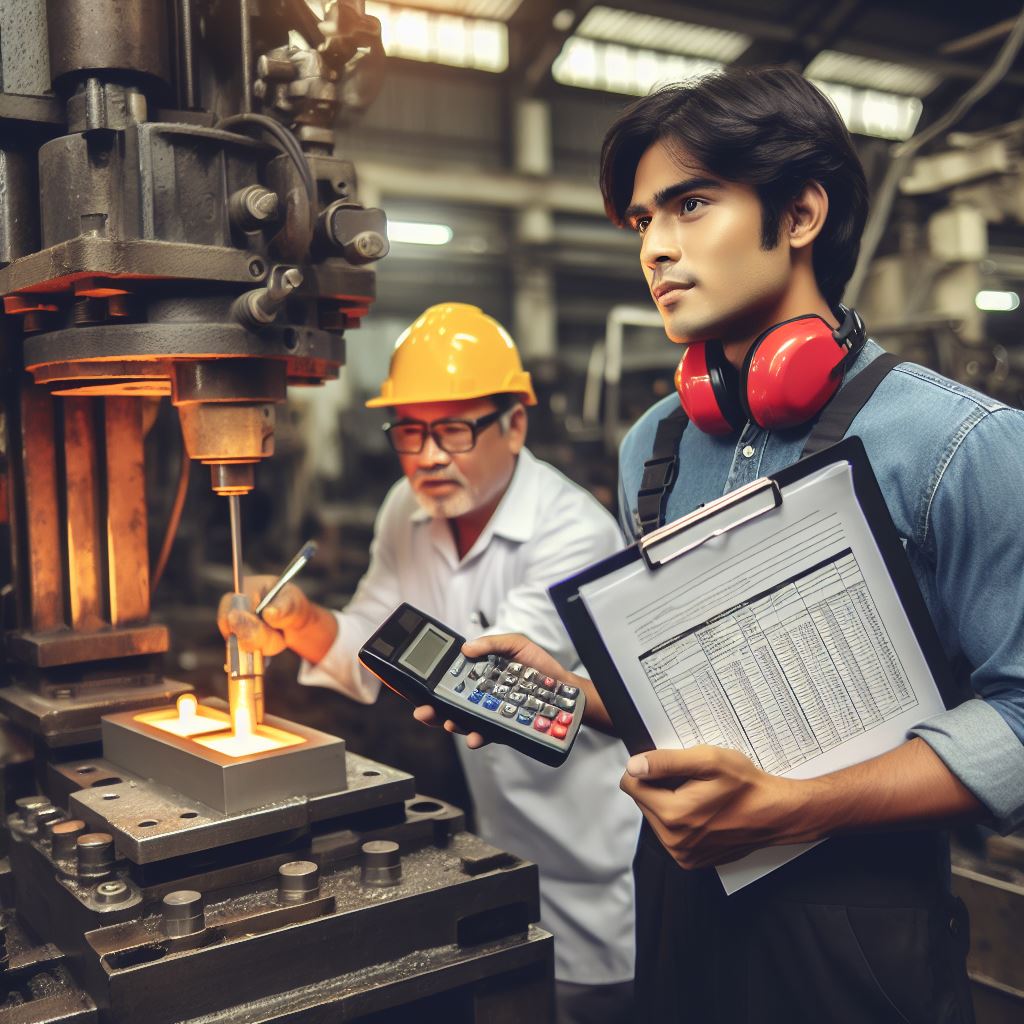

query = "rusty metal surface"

[
  {"left": 0, "top": 238, "right": 261, "bottom": 296},
  {"left": 19, "top": 384, "right": 63, "bottom": 632},
  {"left": 61, "top": 398, "right": 103, "bottom": 630},
  {"left": 67, "top": 751, "right": 415, "bottom": 864},
  {"left": 0, "top": 675, "right": 188, "bottom": 747},
  {"left": 6, "top": 623, "right": 169, "bottom": 667},
  {"left": 102, "top": 398, "right": 149, "bottom": 625},
  {"left": 25, "top": 322, "right": 346, "bottom": 372}
]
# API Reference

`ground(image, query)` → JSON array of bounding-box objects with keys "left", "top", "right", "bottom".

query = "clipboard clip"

[{"left": 640, "top": 477, "right": 782, "bottom": 569}]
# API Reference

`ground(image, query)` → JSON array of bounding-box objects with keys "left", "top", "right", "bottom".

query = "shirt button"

[{"left": 742, "top": 445, "right": 755, "bottom": 458}]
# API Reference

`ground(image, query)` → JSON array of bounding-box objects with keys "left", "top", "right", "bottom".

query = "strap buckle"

[{"left": 638, "top": 456, "right": 677, "bottom": 495}]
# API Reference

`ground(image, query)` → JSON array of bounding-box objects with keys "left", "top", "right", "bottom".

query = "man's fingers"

[
  {"left": 226, "top": 610, "right": 285, "bottom": 655},
  {"left": 626, "top": 745, "right": 723, "bottom": 783},
  {"left": 413, "top": 705, "right": 440, "bottom": 727},
  {"left": 412, "top": 706, "right": 487, "bottom": 748},
  {"left": 461, "top": 634, "right": 527, "bottom": 658}
]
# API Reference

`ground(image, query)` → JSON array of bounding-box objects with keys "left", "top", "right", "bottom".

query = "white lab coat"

[{"left": 300, "top": 448, "right": 640, "bottom": 984}]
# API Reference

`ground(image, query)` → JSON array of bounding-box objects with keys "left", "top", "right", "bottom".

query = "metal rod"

[
  {"left": 239, "top": 0, "right": 253, "bottom": 114},
  {"left": 255, "top": 541, "right": 317, "bottom": 615},
  {"left": 228, "top": 495, "right": 243, "bottom": 594},
  {"left": 179, "top": 0, "right": 196, "bottom": 109}
]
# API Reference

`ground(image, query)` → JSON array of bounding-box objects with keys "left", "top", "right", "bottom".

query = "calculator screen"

[{"left": 397, "top": 623, "right": 453, "bottom": 679}]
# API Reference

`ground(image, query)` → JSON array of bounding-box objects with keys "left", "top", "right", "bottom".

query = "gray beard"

[{"left": 412, "top": 486, "right": 474, "bottom": 520}]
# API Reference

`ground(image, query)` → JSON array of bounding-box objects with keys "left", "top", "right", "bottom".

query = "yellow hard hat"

[{"left": 365, "top": 303, "right": 537, "bottom": 408}]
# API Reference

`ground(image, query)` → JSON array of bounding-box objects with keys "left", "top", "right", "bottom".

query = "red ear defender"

[
  {"left": 675, "top": 341, "right": 743, "bottom": 436},
  {"left": 675, "top": 306, "right": 866, "bottom": 434}
]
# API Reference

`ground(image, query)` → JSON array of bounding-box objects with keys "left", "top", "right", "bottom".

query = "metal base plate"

[{"left": 64, "top": 752, "right": 414, "bottom": 864}]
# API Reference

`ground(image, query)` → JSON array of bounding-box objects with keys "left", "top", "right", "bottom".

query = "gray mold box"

[{"left": 101, "top": 710, "right": 346, "bottom": 813}]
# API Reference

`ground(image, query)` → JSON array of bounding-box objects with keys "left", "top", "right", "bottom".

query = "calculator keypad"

[{"left": 442, "top": 656, "right": 581, "bottom": 746}]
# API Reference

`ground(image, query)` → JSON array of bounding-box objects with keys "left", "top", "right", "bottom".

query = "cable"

[
  {"left": 217, "top": 112, "right": 318, "bottom": 236},
  {"left": 151, "top": 439, "right": 191, "bottom": 599},
  {"left": 845, "top": 2, "right": 1024, "bottom": 306}
]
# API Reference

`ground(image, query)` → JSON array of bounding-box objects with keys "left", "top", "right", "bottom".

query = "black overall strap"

[
  {"left": 636, "top": 405, "right": 688, "bottom": 536},
  {"left": 801, "top": 352, "right": 902, "bottom": 458}
]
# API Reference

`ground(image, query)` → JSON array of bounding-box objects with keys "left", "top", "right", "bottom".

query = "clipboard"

[
  {"left": 550, "top": 436, "right": 957, "bottom": 891},
  {"left": 550, "top": 435, "right": 957, "bottom": 790}
]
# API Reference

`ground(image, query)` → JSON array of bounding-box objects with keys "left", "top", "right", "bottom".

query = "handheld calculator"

[{"left": 358, "top": 604, "right": 585, "bottom": 767}]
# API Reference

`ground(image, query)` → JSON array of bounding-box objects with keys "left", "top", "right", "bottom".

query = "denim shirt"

[{"left": 618, "top": 341, "right": 1024, "bottom": 833}]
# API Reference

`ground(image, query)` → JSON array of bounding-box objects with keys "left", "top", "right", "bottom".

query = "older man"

[{"left": 222, "top": 303, "right": 639, "bottom": 1024}]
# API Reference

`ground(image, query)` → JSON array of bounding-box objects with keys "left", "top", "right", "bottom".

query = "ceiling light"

[
  {"left": 366, "top": 2, "right": 508, "bottom": 72},
  {"left": 805, "top": 51, "right": 939, "bottom": 97},
  {"left": 364, "top": 0, "right": 521, "bottom": 17},
  {"left": 388, "top": 220, "right": 454, "bottom": 245},
  {"left": 976, "top": 290, "right": 1021, "bottom": 312},
  {"left": 553, "top": 37, "right": 721, "bottom": 95},
  {"left": 813, "top": 80, "right": 923, "bottom": 141},
  {"left": 575, "top": 6, "right": 750, "bottom": 61}
]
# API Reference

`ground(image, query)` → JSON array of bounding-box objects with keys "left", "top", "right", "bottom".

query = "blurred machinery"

[
  {"left": 860, "top": 118, "right": 1024, "bottom": 406},
  {"left": 0, "top": 1, "right": 553, "bottom": 1020}
]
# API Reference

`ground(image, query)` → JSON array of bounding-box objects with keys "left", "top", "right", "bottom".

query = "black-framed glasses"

[{"left": 383, "top": 409, "right": 504, "bottom": 455}]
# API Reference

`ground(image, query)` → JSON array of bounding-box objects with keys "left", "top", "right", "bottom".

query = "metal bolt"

[
  {"left": 360, "top": 840, "right": 402, "bottom": 887},
  {"left": 277, "top": 860, "right": 320, "bottom": 903},
  {"left": 31, "top": 806, "right": 63, "bottom": 832},
  {"left": 52, "top": 819, "right": 87, "bottom": 858},
  {"left": 76, "top": 832, "right": 114, "bottom": 879},
  {"left": 15, "top": 796, "right": 50, "bottom": 824},
  {"left": 94, "top": 879, "right": 130, "bottom": 905},
  {"left": 162, "top": 890, "right": 205, "bottom": 937}
]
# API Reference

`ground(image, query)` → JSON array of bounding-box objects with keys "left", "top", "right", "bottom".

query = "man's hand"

[
  {"left": 620, "top": 737, "right": 985, "bottom": 871},
  {"left": 620, "top": 745, "right": 808, "bottom": 870},
  {"left": 412, "top": 704, "right": 488, "bottom": 748},
  {"left": 216, "top": 576, "right": 337, "bottom": 663},
  {"left": 407, "top": 633, "right": 616, "bottom": 743}
]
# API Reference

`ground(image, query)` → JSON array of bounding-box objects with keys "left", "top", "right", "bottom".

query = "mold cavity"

[
  {"left": 178, "top": 812, "right": 199, "bottom": 820},
  {"left": 138, "top": 820, "right": 158, "bottom": 828},
  {"left": 75, "top": 765, "right": 97, "bottom": 775},
  {"left": 362, "top": 770, "right": 381, "bottom": 778},
  {"left": 101, "top": 793, "right": 119, "bottom": 801},
  {"left": 91, "top": 777, "right": 122, "bottom": 788}
]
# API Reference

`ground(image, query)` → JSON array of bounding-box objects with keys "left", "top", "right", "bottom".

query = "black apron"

[{"left": 632, "top": 355, "right": 975, "bottom": 1023}]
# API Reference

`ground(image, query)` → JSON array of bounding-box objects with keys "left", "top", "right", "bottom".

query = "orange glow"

[
  {"left": 134, "top": 699, "right": 305, "bottom": 757},
  {"left": 194, "top": 723, "right": 304, "bottom": 757}
]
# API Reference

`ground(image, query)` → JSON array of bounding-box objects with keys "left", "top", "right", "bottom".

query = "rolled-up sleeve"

[
  {"left": 297, "top": 485, "right": 404, "bottom": 704},
  {"left": 908, "top": 407, "right": 1024, "bottom": 832}
]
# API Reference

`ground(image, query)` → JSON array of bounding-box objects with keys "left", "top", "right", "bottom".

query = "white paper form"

[{"left": 580, "top": 462, "right": 945, "bottom": 893}]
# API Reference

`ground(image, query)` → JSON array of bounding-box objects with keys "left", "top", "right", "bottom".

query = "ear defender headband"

[{"left": 674, "top": 304, "right": 866, "bottom": 435}]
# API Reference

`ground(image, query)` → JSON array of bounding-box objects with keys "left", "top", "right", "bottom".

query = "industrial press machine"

[{"left": 0, "top": 2, "right": 554, "bottom": 1020}]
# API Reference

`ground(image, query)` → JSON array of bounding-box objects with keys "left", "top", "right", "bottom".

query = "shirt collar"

[{"left": 408, "top": 447, "right": 539, "bottom": 552}]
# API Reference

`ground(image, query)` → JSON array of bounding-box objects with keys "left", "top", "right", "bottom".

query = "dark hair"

[{"left": 599, "top": 66, "right": 868, "bottom": 308}]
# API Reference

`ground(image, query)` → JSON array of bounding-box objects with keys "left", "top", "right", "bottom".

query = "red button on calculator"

[
  {"left": 533, "top": 716, "right": 551, "bottom": 732},
  {"left": 556, "top": 711, "right": 573, "bottom": 726},
  {"left": 549, "top": 722, "right": 568, "bottom": 739}
]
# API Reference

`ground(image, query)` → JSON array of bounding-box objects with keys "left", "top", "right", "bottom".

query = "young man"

[
  {"left": 221, "top": 302, "right": 640, "bottom": 1024},
  {"left": 446, "top": 68, "right": 1024, "bottom": 1021}
]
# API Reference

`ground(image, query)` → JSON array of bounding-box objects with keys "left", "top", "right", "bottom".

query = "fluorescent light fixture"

[
  {"left": 976, "top": 290, "right": 1021, "bottom": 312},
  {"left": 553, "top": 37, "right": 721, "bottom": 95},
  {"left": 805, "top": 51, "right": 939, "bottom": 97},
  {"left": 812, "top": 80, "right": 923, "bottom": 141},
  {"left": 366, "top": 1, "right": 508, "bottom": 72},
  {"left": 367, "top": 0, "right": 521, "bottom": 17},
  {"left": 388, "top": 220, "right": 454, "bottom": 245},
  {"left": 576, "top": 6, "right": 750, "bottom": 61}
]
